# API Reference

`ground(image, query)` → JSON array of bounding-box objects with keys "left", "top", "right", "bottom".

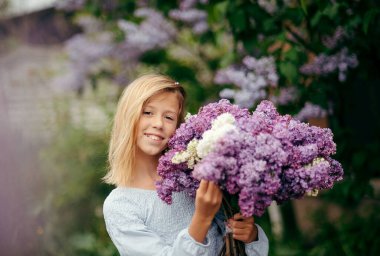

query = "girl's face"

[{"left": 136, "top": 92, "right": 180, "bottom": 158}]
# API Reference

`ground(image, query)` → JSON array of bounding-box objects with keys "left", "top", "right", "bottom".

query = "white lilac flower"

[
  {"left": 184, "top": 112, "right": 193, "bottom": 121},
  {"left": 197, "top": 113, "right": 238, "bottom": 158},
  {"left": 172, "top": 139, "right": 200, "bottom": 169}
]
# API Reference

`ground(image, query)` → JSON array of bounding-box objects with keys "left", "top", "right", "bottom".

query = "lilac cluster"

[
  {"left": 117, "top": 8, "right": 176, "bottom": 55},
  {"left": 169, "top": 0, "right": 209, "bottom": 34},
  {"left": 257, "top": 0, "right": 292, "bottom": 15},
  {"left": 300, "top": 48, "right": 358, "bottom": 82},
  {"left": 55, "top": 0, "right": 86, "bottom": 11},
  {"left": 53, "top": 24, "right": 113, "bottom": 91},
  {"left": 215, "top": 56, "right": 278, "bottom": 108},
  {"left": 322, "top": 26, "right": 346, "bottom": 49},
  {"left": 294, "top": 102, "right": 327, "bottom": 121},
  {"left": 157, "top": 99, "right": 250, "bottom": 203},
  {"left": 157, "top": 99, "right": 344, "bottom": 216},
  {"left": 269, "top": 86, "right": 298, "bottom": 106},
  {"left": 257, "top": 0, "right": 278, "bottom": 14}
]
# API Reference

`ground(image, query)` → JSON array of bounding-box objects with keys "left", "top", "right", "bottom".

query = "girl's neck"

[{"left": 131, "top": 151, "right": 161, "bottom": 190}]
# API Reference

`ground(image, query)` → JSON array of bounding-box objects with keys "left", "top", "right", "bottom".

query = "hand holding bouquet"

[{"left": 156, "top": 99, "right": 343, "bottom": 255}]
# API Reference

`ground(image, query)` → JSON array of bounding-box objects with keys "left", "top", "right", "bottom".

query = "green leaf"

[
  {"left": 300, "top": 0, "right": 308, "bottom": 15},
  {"left": 284, "top": 48, "right": 299, "bottom": 62},
  {"left": 322, "top": 3, "right": 339, "bottom": 19},
  {"left": 279, "top": 62, "right": 298, "bottom": 82},
  {"left": 230, "top": 9, "right": 246, "bottom": 32},
  {"left": 208, "top": 1, "right": 228, "bottom": 23},
  {"left": 311, "top": 11, "right": 322, "bottom": 27},
  {"left": 363, "top": 9, "right": 380, "bottom": 34}
]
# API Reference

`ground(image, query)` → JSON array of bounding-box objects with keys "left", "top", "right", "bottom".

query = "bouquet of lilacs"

[{"left": 156, "top": 99, "right": 343, "bottom": 255}]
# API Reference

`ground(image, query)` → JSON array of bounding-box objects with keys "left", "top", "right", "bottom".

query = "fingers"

[
  {"left": 229, "top": 219, "right": 258, "bottom": 243},
  {"left": 197, "top": 179, "right": 209, "bottom": 194},
  {"left": 229, "top": 220, "right": 249, "bottom": 229},
  {"left": 233, "top": 213, "right": 254, "bottom": 223}
]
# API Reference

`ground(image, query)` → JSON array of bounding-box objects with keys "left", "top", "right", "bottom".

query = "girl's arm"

[
  {"left": 189, "top": 180, "right": 223, "bottom": 243},
  {"left": 104, "top": 198, "right": 212, "bottom": 256}
]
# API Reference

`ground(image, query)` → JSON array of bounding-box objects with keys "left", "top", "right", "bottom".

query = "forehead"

[{"left": 144, "top": 92, "right": 180, "bottom": 112}]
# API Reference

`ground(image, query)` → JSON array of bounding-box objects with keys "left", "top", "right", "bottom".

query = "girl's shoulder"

[{"left": 103, "top": 187, "right": 156, "bottom": 220}]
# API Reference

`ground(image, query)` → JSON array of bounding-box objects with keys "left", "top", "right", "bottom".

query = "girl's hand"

[
  {"left": 228, "top": 213, "right": 258, "bottom": 243},
  {"left": 189, "top": 180, "right": 222, "bottom": 243},
  {"left": 194, "top": 180, "right": 223, "bottom": 222}
]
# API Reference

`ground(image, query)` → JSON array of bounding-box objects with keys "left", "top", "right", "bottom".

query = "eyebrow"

[{"left": 143, "top": 105, "right": 178, "bottom": 115}]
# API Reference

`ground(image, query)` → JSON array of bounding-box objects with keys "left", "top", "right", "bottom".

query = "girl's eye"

[
  {"left": 143, "top": 111, "right": 152, "bottom": 115},
  {"left": 165, "top": 116, "right": 175, "bottom": 121}
]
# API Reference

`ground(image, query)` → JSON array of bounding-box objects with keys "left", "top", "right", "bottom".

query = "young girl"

[{"left": 103, "top": 74, "right": 269, "bottom": 255}]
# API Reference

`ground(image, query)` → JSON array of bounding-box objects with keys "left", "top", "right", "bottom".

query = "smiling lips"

[{"left": 144, "top": 133, "right": 164, "bottom": 141}]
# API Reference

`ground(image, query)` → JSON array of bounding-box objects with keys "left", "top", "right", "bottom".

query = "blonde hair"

[{"left": 104, "top": 74, "right": 186, "bottom": 186}]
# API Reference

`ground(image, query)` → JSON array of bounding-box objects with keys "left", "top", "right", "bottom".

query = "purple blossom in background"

[
  {"left": 111, "top": 8, "right": 177, "bottom": 85},
  {"left": 257, "top": 0, "right": 278, "bottom": 14},
  {"left": 269, "top": 86, "right": 298, "bottom": 106},
  {"left": 115, "top": 8, "right": 176, "bottom": 60},
  {"left": 215, "top": 56, "right": 278, "bottom": 108},
  {"left": 55, "top": 0, "right": 86, "bottom": 11},
  {"left": 179, "top": 0, "right": 209, "bottom": 10},
  {"left": 53, "top": 32, "right": 113, "bottom": 91},
  {"left": 216, "top": 67, "right": 267, "bottom": 108},
  {"left": 243, "top": 56, "right": 279, "bottom": 85},
  {"left": 300, "top": 48, "right": 358, "bottom": 82},
  {"left": 75, "top": 15, "right": 102, "bottom": 34},
  {"left": 257, "top": 0, "right": 292, "bottom": 14},
  {"left": 157, "top": 99, "right": 343, "bottom": 217},
  {"left": 170, "top": 1, "right": 209, "bottom": 34},
  {"left": 322, "top": 26, "right": 346, "bottom": 49},
  {"left": 294, "top": 102, "right": 327, "bottom": 121}
]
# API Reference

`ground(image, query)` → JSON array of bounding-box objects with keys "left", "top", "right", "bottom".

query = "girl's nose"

[{"left": 152, "top": 116, "right": 163, "bottom": 129}]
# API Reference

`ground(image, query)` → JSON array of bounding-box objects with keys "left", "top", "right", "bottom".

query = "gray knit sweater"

[{"left": 103, "top": 187, "right": 269, "bottom": 256}]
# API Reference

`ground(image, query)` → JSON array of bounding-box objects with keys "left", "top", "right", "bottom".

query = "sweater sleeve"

[
  {"left": 213, "top": 210, "right": 269, "bottom": 256},
  {"left": 245, "top": 224, "right": 269, "bottom": 256},
  {"left": 103, "top": 196, "right": 211, "bottom": 256}
]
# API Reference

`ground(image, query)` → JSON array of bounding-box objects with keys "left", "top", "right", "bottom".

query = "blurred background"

[{"left": 0, "top": 0, "right": 379, "bottom": 255}]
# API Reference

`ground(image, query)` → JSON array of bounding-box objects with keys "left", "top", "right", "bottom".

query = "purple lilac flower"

[
  {"left": 215, "top": 56, "right": 278, "bottom": 108},
  {"left": 322, "top": 26, "right": 346, "bottom": 49},
  {"left": 157, "top": 99, "right": 250, "bottom": 203},
  {"left": 75, "top": 15, "right": 102, "bottom": 34},
  {"left": 256, "top": 0, "right": 292, "bottom": 15},
  {"left": 300, "top": 48, "right": 358, "bottom": 82},
  {"left": 115, "top": 8, "right": 176, "bottom": 61},
  {"left": 53, "top": 32, "right": 113, "bottom": 91},
  {"left": 257, "top": 0, "right": 278, "bottom": 14},
  {"left": 179, "top": 0, "right": 209, "bottom": 10},
  {"left": 55, "top": 0, "right": 86, "bottom": 11},
  {"left": 294, "top": 102, "right": 327, "bottom": 121},
  {"left": 169, "top": 0, "right": 209, "bottom": 35},
  {"left": 157, "top": 99, "right": 344, "bottom": 217},
  {"left": 269, "top": 86, "right": 298, "bottom": 106}
]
